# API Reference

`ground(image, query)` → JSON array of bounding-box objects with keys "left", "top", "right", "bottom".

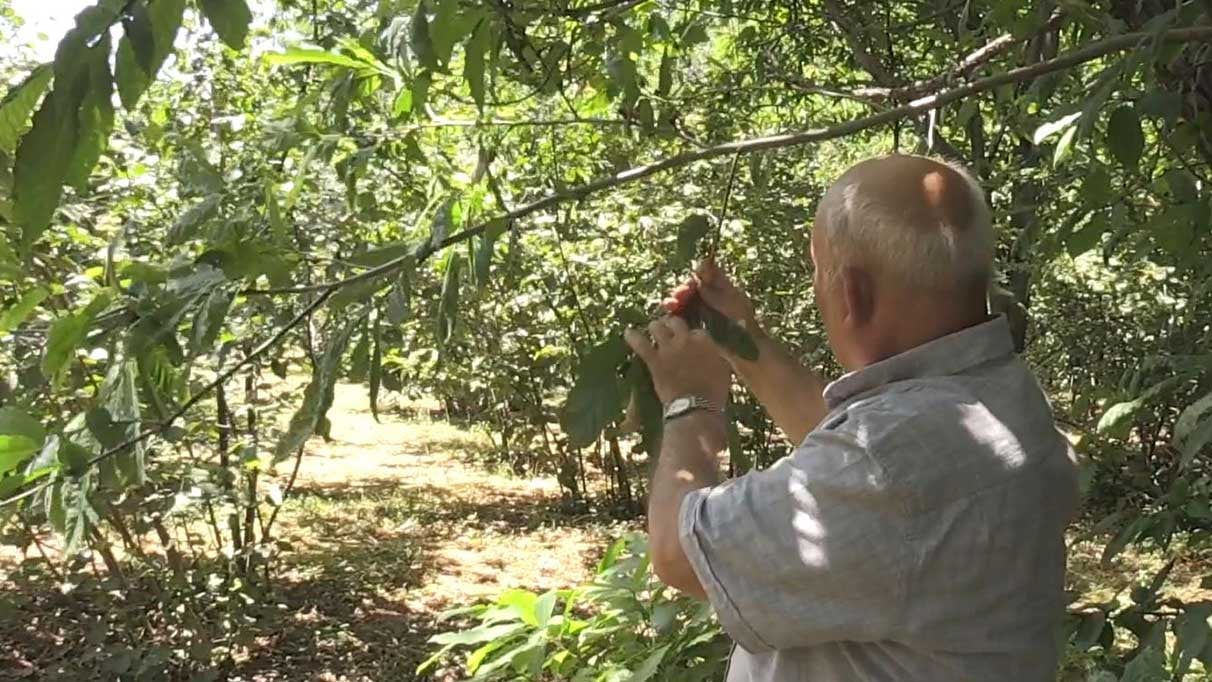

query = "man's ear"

[{"left": 840, "top": 265, "right": 875, "bottom": 327}]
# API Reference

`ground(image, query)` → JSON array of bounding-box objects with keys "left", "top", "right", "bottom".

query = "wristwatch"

[{"left": 663, "top": 395, "right": 719, "bottom": 422}]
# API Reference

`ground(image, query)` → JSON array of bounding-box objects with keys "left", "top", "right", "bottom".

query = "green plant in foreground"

[{"left": 419, "top": 533, "right": 729, "bottom": 681}]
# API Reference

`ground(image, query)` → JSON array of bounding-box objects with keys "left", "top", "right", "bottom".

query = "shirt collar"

[{"left": 822, "top": 315, "right": 1015, "bottom": 409}]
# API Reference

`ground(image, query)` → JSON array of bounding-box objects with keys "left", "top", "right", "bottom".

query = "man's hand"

[
  {"left": 662, "top": 258, "right": 756, "bottom": 327},
  {"left": 625, "top": 316, "right": 731, "bottom": 407},
  {"left": 664, "top": 259, "right": 830, "bottom": 445}
]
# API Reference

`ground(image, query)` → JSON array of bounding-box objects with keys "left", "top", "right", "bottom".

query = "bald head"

[{"left": 814, "top": 154, "right": 994, "bottom": 292}]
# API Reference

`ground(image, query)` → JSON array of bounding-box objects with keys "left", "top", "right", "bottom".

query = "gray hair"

[{"left": 814, "top": 156, "right": 995, "bottom": 292}]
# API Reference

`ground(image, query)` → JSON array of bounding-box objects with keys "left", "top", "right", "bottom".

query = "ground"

[
  {"left": 0, "top": 383, "right": 633, "bottom": 681},
  {"left": 0, "top": 381, "right": 1209, "bottom": 681}
]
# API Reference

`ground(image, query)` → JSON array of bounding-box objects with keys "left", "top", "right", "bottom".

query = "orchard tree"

[{"left": 1, "top": 0, "right": 1211, "bottom": 676}]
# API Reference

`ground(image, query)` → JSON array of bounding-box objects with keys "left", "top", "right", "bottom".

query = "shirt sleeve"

[{"left": 677, "top": 425, "right": 908, "bottom": 653}]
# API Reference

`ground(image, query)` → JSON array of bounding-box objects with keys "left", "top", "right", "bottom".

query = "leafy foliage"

[
  {"left": 421, "top": 534, "right": 728, "bottom": 681},
  {"left": 0, "top": 0, "right": 1210, "bottom": 676}
]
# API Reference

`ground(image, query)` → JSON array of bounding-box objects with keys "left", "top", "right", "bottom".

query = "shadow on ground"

[{"left": 0, "top": 474, "right": 623, "bottom": 681}]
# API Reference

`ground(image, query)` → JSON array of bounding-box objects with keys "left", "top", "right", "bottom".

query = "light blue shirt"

[{"left": 679, "top": 316, "right": 1079, "bottom": 681}]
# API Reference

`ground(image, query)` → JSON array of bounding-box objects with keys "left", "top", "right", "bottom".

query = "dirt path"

[{"left": 234, "top": 383, "right": 630, "bottom": 681}]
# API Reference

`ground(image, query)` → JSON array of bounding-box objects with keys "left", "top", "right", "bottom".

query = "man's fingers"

[
  {"left": 663, "top": 315, "right": 690, "bottom": 337},
  {"left": 624, "top": 328, "right": 655, "bottom": 362},
  {"left": 648, "top": 319, "right": 674, "bottom": 344}
]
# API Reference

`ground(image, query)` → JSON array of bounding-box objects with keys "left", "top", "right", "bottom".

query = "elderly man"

[{"left": 625, "top": 154, "right": 1079, "bottom": 681}]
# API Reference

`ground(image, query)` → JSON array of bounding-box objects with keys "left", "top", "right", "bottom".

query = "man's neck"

[{"left": 858, "top": 301, "right": 990, "bottom": 367}]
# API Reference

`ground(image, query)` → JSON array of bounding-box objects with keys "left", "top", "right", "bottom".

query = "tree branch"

[
  {"left": 243, "top": 25, "right": 1212, "bottom": 299},
  {"left": 853, "top": 10, "right": 1068, "bottom": 102}
]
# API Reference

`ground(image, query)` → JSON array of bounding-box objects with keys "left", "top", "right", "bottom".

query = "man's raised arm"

[{"left": 690, "top": 260, "right": 829, "bottom": 444}]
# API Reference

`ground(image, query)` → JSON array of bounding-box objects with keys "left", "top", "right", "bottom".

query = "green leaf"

[
  {"left": 596, "top": 536, "right": 626, "bottom": 574},
  {"left": 168, "top": 195, "right": 221, "bottom": 245},
  {"left": 392, "top": 88, "right": 413, "bottom": 117},
  {"left": 62, "top": 30, "right": 115, "bottom": 192},
  {"left": 265, "top": 47, "right": 365, "bottom": 69},
  {"left": 1136, "top": 90, "right": 1183, "bottom": 125},
  {"left": 463, "top": 20, "right": 489, "bottom": 108},
  {"left": 1080, "top": 166, "right": 1113, "bottom": 207},
  {"left": 285, "top": 145, "right": 318, "bottom": 211},
  {"left": 265, "top": 181, "right": 287, "bottom": 241},
  {"left": 429, "top": 622, "right": 524, "bottom": 646},
  {"left": 1174, "top": 604, "right": 1212, "bottom": 679},
  {"left": 13, "top": 58, "right": 89, "bottom": 248},
  {"left": 674, "top": 214, "right": 710, "bottom": 268},
  {"left": 387, "top": 269, "right": 412, "bottom": 325},
  {"left": 658, "top": 54, "right": 673, "bottom": 96},
  {"left": 1106, "top": 107, "right": 1144, "bottom": 169},
  {"left": 42, "top": 312, "right": 90, "bottom": 383},
  {"left": 1052, "top": 125, "right": 1077, "bottom": 166},
  {"left": 0, "top": 64, "right": 53, "bottom": 154},
  {"left": 85, "top": 407, "right": 127, "bottom": 449},
  {"left": 348, "top": 242, "right": 413, "bottom": 268},
  {"left": 1065, "top": 212, "right": 1108, "bottom": 258},
  {"left": 0, "top": 287, "right": 49, "bottom": 333},
  {"left": 198, "top": 0, "right": 252, "bottom": 50},
  {"left": 1102, "top": 516, "right": 1151, "bottom": 566},
  {"left": 1119, "top": 646, "right": 1165, "bottom": 681},
  {"left": 429, "top": 0, "right": 468, "bottom": 65},
  {"left": 1032, "top": 111, "right": 1082, "bottom": 145},
  {"left": 189, "top": 287, "right": 233, "bottom": 355},
  {"left": 702, "top": 305, "right": 758, "bottom": 361},
  {"left": 415, "top": 645, "right": 454, "bottom": 676},
  {"left": 1177, "top": 391, "right": 1212, "bottom": 443},
  {"left": 435, "top": 253, "right": 463, "bottom": 348},
  {"left": 1072, "top": 611, "right": 1106, "bottom": 650},
  {"left": 103, "top": 358, "right": 146, "bottom": 485},
  {"left": 474, "top": 219, "right": 507, "bottom": 288},
  {"left": 51, "top": 438, "right": 89, "bottom": 477},
  {"left": 466, "top": 639, "right": 508, "bottom": 673},
  {"left": 410, "top": 0, "right": 438, "bottom": 70},
  {"left": 627, "top": 359, "right": 662, "bottom": 460},
  {"left": 348, "top": 322, "right": 371, "bottom": 383},
  {"left": 560, "top": 337, "right": 629, "bottom": 448},
  {"left": 498, "top": 589, "right": 540, "bottom": 625},
  {"left": 411, "top": 70, "right": 432, "bottom": 113},
  {"left": 726, "top": 400, "right": 750, "bottom": 474},
  {"left": 1162, "top": 169, "right": 1199, "bottom": 204},
  {"left": 122, "top": 1, "right": 156, "bottom": 74},
  {"left": 1148, "top": 203, "right": 1195, "bottom": 258},
  {"left": 1097, "top": 399, "right": 1141, "bottom": 438},
  {"left": 0, "top": 408, "right": 46, "bottom": 475},
  {"left": 626, "top": 645, "right": 669, "bottom": 682},
  {"left": 534, "top": 591, "right": 557, "bottom": 629},
  {"left": 114, "top": 0, "right": 185, "bottom": 109},
  {"left": 272, "top": 320, "right": 358, "bottom": 463},
  {"left": 1181, "top": 418, "right": 1212, "bottom": 469},
  {"left": 429, "top": 198, "right": 455, "bottom": 248}
]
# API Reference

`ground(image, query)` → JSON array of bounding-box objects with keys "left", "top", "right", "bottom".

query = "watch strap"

[{"left": 663, "top": 395, "right": 720, "bottom": 422}]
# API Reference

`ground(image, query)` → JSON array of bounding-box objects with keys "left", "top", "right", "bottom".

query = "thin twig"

[
  {"left": 25, "top": 521, "right": 64, "bottom": 582},
  {"left": 709, "top": 153, "right": 743, "bottom": 258},
  {"left": 262, "top": 445, "right": 305, "bottom": 542}
]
